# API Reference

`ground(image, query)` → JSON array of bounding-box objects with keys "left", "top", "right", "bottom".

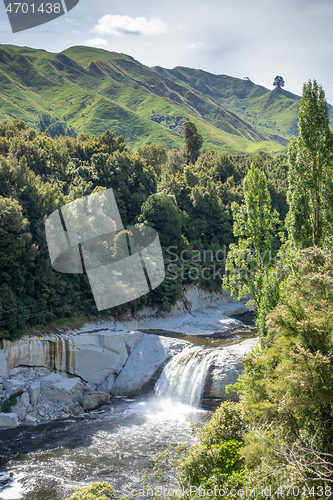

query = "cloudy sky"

[{"left": 1, "top": 0, "right": 333, "bottom": 102}]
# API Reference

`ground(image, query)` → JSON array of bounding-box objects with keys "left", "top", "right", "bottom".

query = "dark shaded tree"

[
  {"left": 182, "top": 121, "right": 203, "bottom": 164},
  {"left": 35, "top": 113, "right": 76, "bottom": 138},
  {"left": 273, "top": 76, "right": 285, "bottom": 89}
]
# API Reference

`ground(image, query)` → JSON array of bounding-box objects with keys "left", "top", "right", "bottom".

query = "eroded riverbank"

[{"left": 0, "top": 289, "right": 257, "bottom": 500}]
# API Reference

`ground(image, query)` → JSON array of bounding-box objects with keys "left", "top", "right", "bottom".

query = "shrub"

[{"left": 63, "top": 482, "right": 117, "bottom": 500}]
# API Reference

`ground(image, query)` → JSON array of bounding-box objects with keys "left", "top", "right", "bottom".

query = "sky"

[{"left": 1, "top": 0, "right": 333, "bottom": 102}]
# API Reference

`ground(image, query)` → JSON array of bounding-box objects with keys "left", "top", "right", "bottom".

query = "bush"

[
  {"left": 0, "top": 392, "right": 21, "bottom": 413},
  {"left": 63, "top": 482, "right": 116, "bottom": 500}
]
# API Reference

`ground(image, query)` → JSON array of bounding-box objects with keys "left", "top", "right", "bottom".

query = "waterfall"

[{"left": 154, "top": 346, "right": 216, "bottom": 407}]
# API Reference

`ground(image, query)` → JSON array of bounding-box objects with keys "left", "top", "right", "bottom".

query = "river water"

[
  {"left": 0, "top": 314, "right": 256, "bottom": 500},
  {"left": 0, "top": 398, "right": 209, "bottom": 500}
]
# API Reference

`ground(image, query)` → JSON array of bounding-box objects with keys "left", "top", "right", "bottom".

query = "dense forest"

[{"left": 0, "top": 115, "right": 287, "bottom": 338}]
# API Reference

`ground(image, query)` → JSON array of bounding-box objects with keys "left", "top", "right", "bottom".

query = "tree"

[
  {"left": 239, "top": 247, "right": 333, "bottom": 489},
  {"left": 35, "top": 113, "right": 76, "bottom": 138},
  {"left": 0, "top": 196, "right": 31, "bottom": 281},
  {"left": 273, "top": 76, "right": 285, "bottom": 89},
  {"left": 182, "top": 121, "right": 203, "bottom": 164},
  {"left": 223, "top": 165, "right": 280, "bottom": 319},
  {"left": 287, "top": 80, "right": 333, "bottom": 248},
  {"left": 136, "top": 143, "right": 167, "bottom": 177},
  {"left": 138, "top": 192, "right": 182, "bottom": 248}
]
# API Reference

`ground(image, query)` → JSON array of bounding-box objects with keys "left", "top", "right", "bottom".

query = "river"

[
  {"left": 0, "top": 313, "right": 256, "bottom": 500},
  {"left": 0, "top": 397, "right": 210, "bottom": 499}
]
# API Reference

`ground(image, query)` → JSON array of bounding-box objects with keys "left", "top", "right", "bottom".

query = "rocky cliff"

[{"left": 0, "top": 287, "right": 254, "bottom": 428}]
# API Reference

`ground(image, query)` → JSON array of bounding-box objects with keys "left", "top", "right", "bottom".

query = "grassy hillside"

[{"left": 0, "top": 44, "right": 328, "bottom": 154}]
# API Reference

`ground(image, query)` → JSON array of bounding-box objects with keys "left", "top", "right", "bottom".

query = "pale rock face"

[
  {"left": 0, "top": 412, "right": 19, "bottom": 428},
  {"left": 3, "top": 377, "right": 26, "bottom": 395},
  {"left": 183, "top": 287, "right": 246, "bottom": 314},
  {"left": 97, "top": 373, "right": 115, "bottom": 394},
  {"left": 9, "top": 392, "right": 31, "bottom": 420},
  {"left": 205, "top": 337, "right": 258, "bottom": 400},
  {"left": 2, "top": 330, "right": 144, "bottom": 386},
  {"left": 72, "top": 331, "right": 143, "bottom": 384},
  {"left": 25, "top": 415, "right": 37, "bottom": 423},
  {"left": 111, "top": 335, "right": 189, "bottom": 396},
  {"left": 0, "top": 350, "right": 7, "bottom": 378},
  {"left": 20, "top": 392, "right": 30, "bottom": 408},
  {"left": 11, "top": 402, "right": 27, "bottom": 421},
  {"left": 40, "top": 373, "right": 83, "bottom": 405},
  {"left": 29, "top": 381, "right": 40, "bottom": 406}
]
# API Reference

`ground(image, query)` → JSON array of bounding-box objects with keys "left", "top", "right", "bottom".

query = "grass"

[{"left": 0, "top": 44, "right": 306, "bottom": 154}]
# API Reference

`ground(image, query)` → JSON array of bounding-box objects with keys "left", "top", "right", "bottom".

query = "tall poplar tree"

[
  {"left": 223, "top": 165, "right": 280, "bottom": 317},
  {"left": 287, "top": 80, "right": 333, "bottom": 248}
]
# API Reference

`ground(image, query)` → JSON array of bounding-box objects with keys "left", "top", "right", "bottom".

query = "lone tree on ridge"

[{"left": 273, "top": 75, "right": 285, "bottom": 89}]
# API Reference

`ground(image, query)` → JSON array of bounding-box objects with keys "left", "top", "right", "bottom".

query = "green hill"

[{"left": 0, "top": 44, "right": 330, "bottom": 154}]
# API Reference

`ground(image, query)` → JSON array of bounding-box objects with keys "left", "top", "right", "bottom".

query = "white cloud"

[
  {"left": 188, "top": 42, "right": 204, "bottom": 50},
  {"left": 84, "top": 37, "right": 108, "bottom": 48},
  {"left": 93, "top": 15, "right": 168, "bottom": 36}
]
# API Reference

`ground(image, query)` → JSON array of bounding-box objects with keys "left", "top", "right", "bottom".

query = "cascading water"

[{"left": 154, "top": 346, "right": 217, "bottom": 407}]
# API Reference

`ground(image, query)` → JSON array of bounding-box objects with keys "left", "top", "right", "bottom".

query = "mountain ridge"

[{"left": 0, "top": 44, "right": 331, "bottom": 153}]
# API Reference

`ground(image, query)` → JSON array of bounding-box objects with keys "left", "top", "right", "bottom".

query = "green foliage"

[
  {"left": 0, "top": 391, "right": 21, "bottom": 413},
  {"left": 198, "top": 401, "right": 245, "bottom": 445},
  {"left": 35, "top": 113, "right": 76, "bottom": 138},
  {"left": 0, "top": 119, "right": 289, "bottom": 338},
  {"left": 182, "top": 121, "right": 203, "bottom": 164},
  {"left": 223, "top": 165, "right": 281, "bottom": 331},
  {"left": 238, "top": 247, "right": 333, "bottom": 489},
  {"left": 287, "top": 80, "right": 333, "bottom": 248},
  {"left": 273, "top": 76, "right": 285, "bottom": 89},
  {"left": 0, "top": 195, "right": 31, "bottom": 281},
  {"left": 138, "top": 192, "right": 182, "bottom": 248},
  {"left": 145, "top": 402, "right": 246, "bottom": 497},
  {"left": 136, "top": 143, "right": 167, "bottom": 177},
  {"left": 63, "top": 482, "right": 116, "bottom": 500},
  {"left": 179, "top": 440, "right": 243, "bottom": 487},
  {"left": 0, "top": 44, "right": 305, "bottom": 153},
  {"left": 178, "top": 403, "right": 246, "bottom": 488}
]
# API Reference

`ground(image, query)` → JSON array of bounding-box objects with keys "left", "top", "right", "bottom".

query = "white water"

[
  {"left": 154, "top": 347, "right": 217, "bottom": 407},
  {"left": 0, "top": 398, "right": 208, "bottom": 500}
]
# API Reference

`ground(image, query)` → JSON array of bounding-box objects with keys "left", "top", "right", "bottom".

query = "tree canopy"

[
  {"left": 223, "top": 165, "right": 280, "bottom": 316},
  {"left": 0, "top": 119, "right": 289, "bottom": 338},
  {"left": 287, "top": 79, "right": 333, "bottom": 248},
  {"left": 273, "top": 75, "right": 285, "bottom": 89},
  {"left": 182, "top": 121, "right": 203, "bottom": 164}
]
